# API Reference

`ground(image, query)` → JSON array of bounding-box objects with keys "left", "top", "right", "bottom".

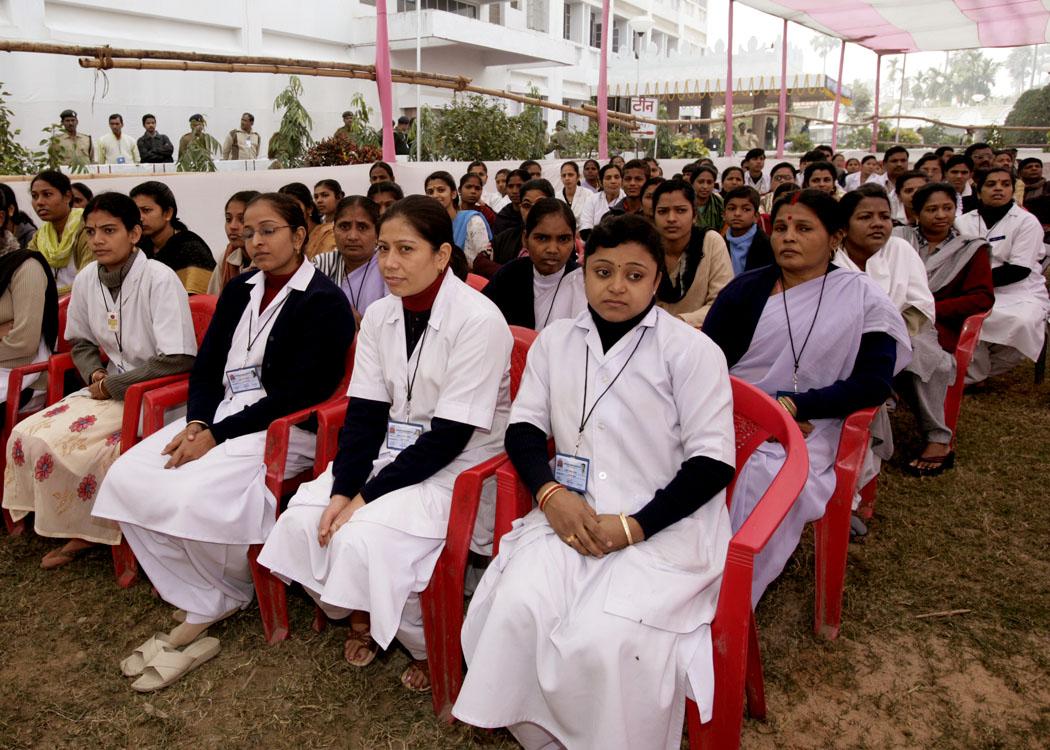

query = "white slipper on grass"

[
  {"left": 131, "top": 637, "right": 221, "bottom": 693},
  {"left": 120, "top": 633, "right": 175, "bottom": 678}
]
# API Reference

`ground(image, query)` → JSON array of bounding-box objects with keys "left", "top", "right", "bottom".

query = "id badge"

[
  {"left": 387, "top": 420, "right": 424, "bottom": 451},
  {"left": 226, "top": 366, "right": 263, "bottom": 394},
  {"left": 554, "top": 452, "right": 590, "bottom": 493},
  {"left": 107, "top": 311, "right": 119, "bottom": 332}
]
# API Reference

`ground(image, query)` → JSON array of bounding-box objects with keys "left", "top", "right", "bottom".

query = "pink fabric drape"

[
  {"left": 376, "top": 0, "right": 396, "bottom": 162},
  {"left": 598, "top": 0, "right": 610, "bottom": 160}
]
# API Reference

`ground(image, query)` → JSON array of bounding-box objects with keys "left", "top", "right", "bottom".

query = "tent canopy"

[{"left": 736, "top": 0, "right": 1050, "bottom": 53}]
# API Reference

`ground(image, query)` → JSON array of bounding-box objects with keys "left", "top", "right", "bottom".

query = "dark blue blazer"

[{"left": 187, "top": 268, "right": 355, "bottom": 444}]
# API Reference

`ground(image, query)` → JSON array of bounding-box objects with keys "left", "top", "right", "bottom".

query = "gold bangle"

[
  {"left": 777, "top": 396, "right": 798, "bottom": 419},
  {"left": 538, "top": 483, "right": 563, "bottom": 512},
  {"left": 619, "top": 512, "right": 634, "bottom": 546}
]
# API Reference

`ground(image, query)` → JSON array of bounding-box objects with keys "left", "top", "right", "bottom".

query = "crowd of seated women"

[{"left": 0, "top": 143, "right": 1046, "bottom": 748}]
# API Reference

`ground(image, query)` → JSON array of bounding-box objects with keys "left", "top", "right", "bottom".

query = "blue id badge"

[
  {"left": 387, "top": 420, "right": 424, "bottom": 451},
  {"left": 226, "top": 366, "right": 263, "bottom": 394},
  {"left": 554, "top": 452, "right": 590, "bottom": 493}
]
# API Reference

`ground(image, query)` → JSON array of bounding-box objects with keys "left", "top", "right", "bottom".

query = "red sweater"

[{"left": 933, "top": 246, "right": 995, "bottom": 353}]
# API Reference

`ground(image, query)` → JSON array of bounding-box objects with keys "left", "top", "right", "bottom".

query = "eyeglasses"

[{"left": 241, "top": 225, "right": 291, "bottom": 241}]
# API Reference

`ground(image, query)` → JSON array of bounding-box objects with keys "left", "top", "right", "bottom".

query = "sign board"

[{"left": 630, "top": 97, "right": 658, "bottom": 138}]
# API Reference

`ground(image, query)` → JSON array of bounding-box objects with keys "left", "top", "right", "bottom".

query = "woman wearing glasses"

[{"left": 94, "top": 193, "right": 354, "bottom": 690}]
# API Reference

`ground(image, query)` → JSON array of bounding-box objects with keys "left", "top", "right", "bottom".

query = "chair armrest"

[
  {"left": 493, "top": 461, "right": 536, "bottom": 557},
  {"left": 45, "top": 352, "right": 79, "bottom": 405},
  {"left": 5, "top": 360, "right": 50, "bottom": 432},
  {"left": 829, "top": 407, "right": 878, "bottom": 506},
  {"left": 120, "top": 374, "right": 191, "bottom": 451},
  {"left": 314, "top": 397, "right": 349, "bottom": 475},
  {"left": 140, "top": 381, "right": 190, "bottom": 438},
  {"left": 263, "top": 402, "right": 336, "bottom": 502}
]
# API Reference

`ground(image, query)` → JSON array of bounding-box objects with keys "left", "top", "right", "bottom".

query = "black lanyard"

[
  {"left": 538, "top": 271, "right": 567, "bottom": 330},
  {"left": 575, "top": 328, "right": 647, "bottom": 453},
  {"left": 781, "top": 271, "right": 829, "bottom": 393},
  {"left": 406, "top": 324, "right": 429, "bottom": 411},
  {"left": 247, "top": 295, "right": 290, "bottom": 353},
  {"left": 346, "top": 255, "right": 374, "bottom": 311}
]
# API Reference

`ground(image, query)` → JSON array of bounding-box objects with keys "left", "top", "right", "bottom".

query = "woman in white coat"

[
  {"left": 257, "top": 195, "right": 513, "bottom": 692},
  {"left": 558, "top": 161, "right": 594, "bottom": 225},
  {"left": 956, "top": 166, "right": 1050, "bottom": 383},
  {"left": 453, "top": 214, "right": 736, "bottom": 750},
  {"left": 93, "top": 193, "right": 353, "bottom": 688},
  {"left": 578, "top": 164, "right": 625, "bottom": 235},
  {"left": 4, "top": 192, "right": 196, "bottom": 569}
]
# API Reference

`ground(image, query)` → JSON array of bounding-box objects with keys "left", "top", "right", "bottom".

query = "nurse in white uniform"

[
  {"left": 482, "top": 198, "right": 586, "bottom": 331},
  {"left": 94, "top": 192, "right": 354, "bottom": 669},
  {"left": 453, "top": 214, "right": 736, "bottom": 750},
  {"left": 956, "top": 166, "right": 1050, "bottom": 382},
  {"left": 257, "top": 195, "right": 513, "bottom": 692}
]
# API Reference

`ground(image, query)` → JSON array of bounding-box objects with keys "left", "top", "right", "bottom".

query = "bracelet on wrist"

[
  {"left": 537, "top": 483, "right": 564, "bottom": 512},
  {"left": 619, "top": 512, "right": 635, "bottom": 546}
]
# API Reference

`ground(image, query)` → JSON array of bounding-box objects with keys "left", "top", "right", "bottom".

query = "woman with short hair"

[{"left": 454, "top": 213, "right": 736, "bottom": 749}]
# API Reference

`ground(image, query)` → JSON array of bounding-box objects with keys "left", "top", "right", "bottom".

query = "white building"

[{"left": 0, "top": 0, "right": 708, "bottom": 157}]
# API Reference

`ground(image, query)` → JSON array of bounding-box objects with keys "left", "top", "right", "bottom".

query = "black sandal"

[{"left": 906, "top": 451, "right": 955, "bottom": 477}]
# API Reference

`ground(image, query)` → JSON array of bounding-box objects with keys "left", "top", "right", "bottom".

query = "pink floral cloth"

[{"left": 3, "top": 395, "right": 125, "bottom": 545}]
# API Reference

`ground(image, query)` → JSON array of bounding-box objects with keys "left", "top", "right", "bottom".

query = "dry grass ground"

[{"left": 0, "top": 367, "right": 1047, "bottom": 749}]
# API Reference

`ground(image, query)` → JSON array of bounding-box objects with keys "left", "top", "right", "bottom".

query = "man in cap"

[{"left": 55, "top": 109, "right": 94, "bottom": 165}]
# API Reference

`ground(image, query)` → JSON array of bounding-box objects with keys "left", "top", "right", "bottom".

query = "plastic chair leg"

[
  {"left": 813, "top": 494, "right": 852, "bottom": 640},
  {"left": 3, "top": 508, "right": 25, "bottom": 536},
  {"left": 111, "top": 538, "right": 139, "bottom": 588},
  {"left": 312, "top": 605, "right": 327, "bottom": 633},
  {"left": 744, "top": 614, "right": 767, "bottom": 720},
  {"left": 856, "top": 476, "right": 878, "bottom": 520},
  {"left": 249, "top": 545, "right": 290, "bottom": 645}
]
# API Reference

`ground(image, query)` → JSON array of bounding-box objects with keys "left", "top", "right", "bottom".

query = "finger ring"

[{"left": 565, "top": 534, "right": 577, "bottom": 544}]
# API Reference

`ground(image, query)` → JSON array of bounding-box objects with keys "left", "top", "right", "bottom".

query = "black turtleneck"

[
  {"left": 330, "top": 272, "right": 477, "bottom": 503},
  {"left": 977, "top": 201, "right": 1032, "bottom": 287},
  {"left": 505, "top": 301, "right": 736, "bottom": 539},
  {"left": 589, "top": 299, "right": 655, "bottom": 353}
]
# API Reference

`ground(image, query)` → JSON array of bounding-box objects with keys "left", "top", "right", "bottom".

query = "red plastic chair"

[
  {"left": 465, "top": 273, "right": 488, "bottom": 292},
  {"left": 2, "top": 296, "right": 72, "bottom": 535},
  {"left": 812, "top": 406, "right": 878, "bottom": 640},
  {"left": 108, "top": 295, "right": 217, "bottom": 587},
  {"left": 856, "top": 310, "right": 990, "bottom": 523},
  {"left": 419, "top": 325, "right": 537, "bottom": 720},
  {"left": 451, "top": 377, "right": 807, "bottom": 750}
]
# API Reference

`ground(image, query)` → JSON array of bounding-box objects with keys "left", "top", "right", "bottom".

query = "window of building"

[
  {"left": 490, "top": 2, "right": 502, "bottom": 24},
  {"left": 527, "top": 0, "right": 548, "bottom": 32},
  {"left": 396, "top": 0, "right": 478, "bottom": 19},
  {"left": 563, "top": 2, "right": 571, "bottom": 40},
  {"left": 589, "top": 9, "right": 600, "bottom": 48}
]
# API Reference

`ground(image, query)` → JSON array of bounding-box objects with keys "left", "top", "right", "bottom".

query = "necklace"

[{"left": 781, "top": 269, "right": 829, "bottom": 393}]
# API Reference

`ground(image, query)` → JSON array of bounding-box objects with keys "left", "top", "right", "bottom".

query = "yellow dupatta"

[{"left": 34, "top": 207, "right": 84, "bottom": 270}]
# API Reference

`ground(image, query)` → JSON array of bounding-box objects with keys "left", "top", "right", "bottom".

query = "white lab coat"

[
  {"left": 65, "top": 250, "right": 197, "bottom": 376},
  {"left": 533, "top": 266, "right": 587, "bottom": 331},
  {"left": 579, "top": 189, "right": 626, "bottom": 231},
  {"left": 257, "top": 271, "right": 513, "bottom": 657},
  {"left": 93, "top": 261, "right": 319, "bottom": 623},
  {"left": 453, "top": 305, "right": 735, "bottom": 749},
  {"left": 559, "top": 186, "right": 594, "bottom": 225},
  {"left": 956, "top": 205, "right": 1050, "bottom": 360}
]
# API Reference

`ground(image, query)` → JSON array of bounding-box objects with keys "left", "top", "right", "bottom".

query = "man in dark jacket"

[
  {"left": 137, "top": 114, "right": 174, "bottom": 163},
  {"left": 722, "top": 186, "right": 774, "bottom": 275}
]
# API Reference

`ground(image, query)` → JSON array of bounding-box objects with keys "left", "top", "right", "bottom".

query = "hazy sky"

[{"left": 703, "top": 0, "right": 1038, "bottom": 97}]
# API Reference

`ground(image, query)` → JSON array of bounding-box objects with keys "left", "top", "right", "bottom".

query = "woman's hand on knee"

[
  {"left": 543, "top": 488, "right": 610, "bottom": 557},
  {"left": 162, "top": 424, "right": 216, "bottom": 469}
]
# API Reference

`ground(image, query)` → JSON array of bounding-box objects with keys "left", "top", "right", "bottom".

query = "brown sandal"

[
  {"left": 400, "top": 659, "right": 431, "bottom": 693},
  {"left": 344, "top": 628, "right": 379, "bottom": 668}
]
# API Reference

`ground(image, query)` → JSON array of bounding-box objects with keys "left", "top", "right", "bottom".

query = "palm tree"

[
  {"left": 948, "top": 51, "right": 1001, "bottom": 105},
  {"left": 1006, "top": 45, "right": 1045, "bottom": 93},
  {"left": 810, "top": 35, "right": 838, "bottom": 76}
]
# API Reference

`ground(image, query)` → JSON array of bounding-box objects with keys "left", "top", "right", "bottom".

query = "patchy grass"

[{"left": 0, "top": 367, "right": 1047, "bottom": 749}]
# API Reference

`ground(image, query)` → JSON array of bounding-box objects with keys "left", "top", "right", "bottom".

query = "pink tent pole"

[
  {"left": 375, "top": 0, "right": 396, "bottom": 162},
  {"left": 871, "top": 53, "right": 882, "bottom": 153},
  {"left": 830, "top": 39, "right": 845, "bottom": 152},
  {"left": 598, "top": 0, "right": 610, "bottom": 160},
  {"left": 725, "top": 0, "right": 734, "bottom": 158},
  {"left": 776, "top": 18, "right": 788, "bottom": 158}
]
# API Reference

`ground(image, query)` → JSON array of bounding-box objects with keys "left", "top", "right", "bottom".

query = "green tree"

[
  {"left": 0, "top": 84, "right": 42, "bottom": 176},
  {"left": 176, "top": 118, "right": 221, "bottom": 173},
  {"left": 417, "top": 94, "right": 547, "bottom": 161},
  {"left": 948, "top": 50, "right": 999, "bottom": 105},
  {"left": 268, "top": 76, "right": 314, "bottom": 169},
  {"left": 1004, "top": 83, "right": 1050, "bottom": 146},
  {"left": 1006, "top": 45, "right": 1046, "bottom": 94},
  {"left": 810, "top": 35, "right": 838, "bottom": 76}
]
